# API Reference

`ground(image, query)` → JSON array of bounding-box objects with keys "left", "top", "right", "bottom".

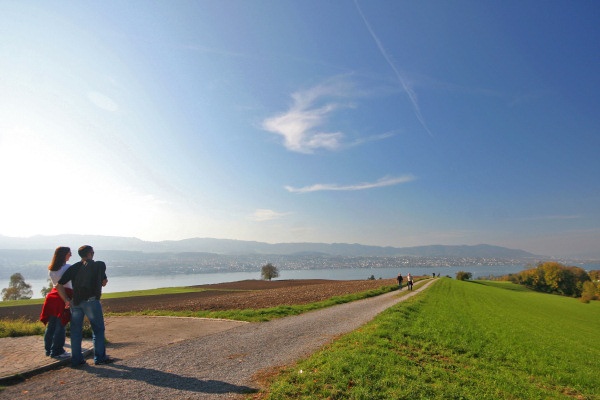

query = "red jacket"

[{"left": 40, "top": 287, "right": 73, "bottom": 326}]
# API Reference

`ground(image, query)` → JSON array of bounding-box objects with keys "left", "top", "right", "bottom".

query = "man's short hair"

[{"left": 78, "top": 245, "right": 94, "bottom": 258}]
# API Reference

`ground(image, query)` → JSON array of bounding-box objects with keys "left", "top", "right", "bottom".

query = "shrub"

[
  {"left": 456, "top": 271, "right": 472, "bottom": 281},
  {"left": 580, "top": 281, "right": 599, "bottom": 303}
]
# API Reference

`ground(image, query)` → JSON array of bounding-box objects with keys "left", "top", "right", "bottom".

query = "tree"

[
  {"left": 511, "top": 262, "right": 591, "bottom": 298},
  {"left": 261, "top": 263, "right": 279, "bottom": 281},
  {"left": 40, "top": 278, "right": 53, "bottom": 297},
  {"left": 456, "top": 271, "right": 472, "bottom": 281},
  {"left": 580, "top": 281, "right": 599, "bottom": 303},
  {"left": 1, "top": 273, "right": 33, "bottom": 301}
]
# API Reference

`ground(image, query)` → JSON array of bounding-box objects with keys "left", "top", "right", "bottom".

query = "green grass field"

[{"left": 261, "top": 278, "right": 600, "bottom": 399}]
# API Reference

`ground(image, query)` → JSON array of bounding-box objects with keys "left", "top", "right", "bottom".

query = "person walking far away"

[
  {"left": 56, "top": 245, "right": 114, "bottom": 367},
  {"left": 407, "top": 273, "right": 414, "bottom": 291},
  {"left": 396, "top": 273, "right": 403, "bottom": 290},
  {"left": 40, "top": 246, "right": 73, "bottom": 359}
]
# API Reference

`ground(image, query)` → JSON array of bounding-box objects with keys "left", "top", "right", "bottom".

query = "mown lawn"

[{"left": 260, "top": 278, "right": 600, "bottom": 399}]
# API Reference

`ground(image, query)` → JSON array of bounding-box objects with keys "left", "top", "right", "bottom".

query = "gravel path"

[{"left": 2, "top": 279, "right": 435, "bottom": 399}]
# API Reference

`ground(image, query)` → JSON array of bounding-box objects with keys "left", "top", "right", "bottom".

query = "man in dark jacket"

[{"left": 57, "top": 245, "right": 113, "bottom": 367}]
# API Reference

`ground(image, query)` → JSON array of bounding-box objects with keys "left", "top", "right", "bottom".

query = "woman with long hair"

[{"left": 40, "top": 246, "right": 73, "bottom": 359}]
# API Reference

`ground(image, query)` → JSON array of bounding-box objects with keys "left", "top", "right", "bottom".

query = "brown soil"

[
  {"left": 104, "top": 279, "right": 397, "bottom": 313},
  {"left": 0, "top": 279, "right": 397, "bottom": 321}
]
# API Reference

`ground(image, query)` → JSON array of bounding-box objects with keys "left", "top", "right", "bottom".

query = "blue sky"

[{"left": 1, "top": 1, "right": 598, "bottom": 257}]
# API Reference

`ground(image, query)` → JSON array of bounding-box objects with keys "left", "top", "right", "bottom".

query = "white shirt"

[{"left": 49, "top": 264, "right": 72, "bottom": 289}]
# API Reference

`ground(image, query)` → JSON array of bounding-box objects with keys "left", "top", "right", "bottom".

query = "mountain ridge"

[{"left": 0, "top": 234, "right": 537, "bottom": 258}]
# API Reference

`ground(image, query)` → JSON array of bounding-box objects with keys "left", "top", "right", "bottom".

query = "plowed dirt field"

[{"left": 0, "top": 279, "right": 398, "bottom": 321}]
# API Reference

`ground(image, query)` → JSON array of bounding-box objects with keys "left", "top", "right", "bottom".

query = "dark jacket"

[{"left": 58, "top": 260, "right": 107, "bottom": 305}]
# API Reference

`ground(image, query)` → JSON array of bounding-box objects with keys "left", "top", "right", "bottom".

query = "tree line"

[{"left": 506, "top": 261, "right": 599, "bottom": 302}]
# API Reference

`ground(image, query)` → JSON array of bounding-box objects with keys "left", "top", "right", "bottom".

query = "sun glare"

[{"left": 0, "top": 125, "right": 169, "bottom": 238}]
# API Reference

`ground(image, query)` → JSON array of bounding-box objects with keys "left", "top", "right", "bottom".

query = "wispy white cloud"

[
  {"left": 249, "top": 209, "right": 290, "bottom": 222},
  {"left": 354, "top": 0, "right": 433, "bottom": 137},
  {"left": 261, "top": 80, "right": 352, "bottom": 154},
  {"left": 262, "top": 78, "right": 395, "bottom": 153},
  {"left": 285, "top": 175, "right": 415, "bottom": 193}
]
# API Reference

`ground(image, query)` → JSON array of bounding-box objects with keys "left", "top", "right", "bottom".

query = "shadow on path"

[{"left": 86, "top": 363, "right": 258, "bottom": 395}]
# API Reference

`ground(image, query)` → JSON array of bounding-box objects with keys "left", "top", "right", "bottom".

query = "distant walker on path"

[{"left": 407, "top": 273, "right": 414, "bottom": 291}]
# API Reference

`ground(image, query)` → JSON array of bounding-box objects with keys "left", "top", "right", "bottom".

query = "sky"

[{"left": 1, "top": 1, "right": 599, "bottom": 258}]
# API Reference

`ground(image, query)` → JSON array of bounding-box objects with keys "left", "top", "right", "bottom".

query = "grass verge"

[
  {"left": 258, "top": 278, "right": 600, "bottom": 399},
  {"left": 0, "top": 318, "right": 45, "bottom": 338},
  {"left": 0, "top": 318, "right": 95, "bottom": 339}
]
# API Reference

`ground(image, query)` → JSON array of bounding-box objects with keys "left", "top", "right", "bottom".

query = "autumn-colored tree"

[
  {"left": 580, "top": 281, "right": 599, "bottom": 303},
  {"left": 512, "top": 262, "right": 590, "bottom": 297}
]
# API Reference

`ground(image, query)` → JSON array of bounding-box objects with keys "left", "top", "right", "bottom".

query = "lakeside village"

[
  {"left": 2, "top": 249, "right": 597, "bottom": 281},
  {"left": 0, "top": 254, "right": 578, "bottom": 280},
  {"left": 100, "top": 254, "right": 600, "bottom": 277}
]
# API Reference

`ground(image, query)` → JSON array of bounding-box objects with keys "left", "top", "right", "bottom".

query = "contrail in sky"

[
  {"left": 354, "top": 0, "right": 434, "bottom": 137},
  {"left": 285, "top": 175, "right": 416, "bottom": 193}
]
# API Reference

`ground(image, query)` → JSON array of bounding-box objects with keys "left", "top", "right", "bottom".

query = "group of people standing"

[
  {"left": 39, "top": 245, "right": 113, "bottom": 367},
  {"left": 396, "top": 272, "right": 414, "bottom": 291}
]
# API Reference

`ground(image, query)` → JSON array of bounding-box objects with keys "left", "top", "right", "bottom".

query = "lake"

[{"left": 23, "top": 265, "right": 528, "bottom": 299}]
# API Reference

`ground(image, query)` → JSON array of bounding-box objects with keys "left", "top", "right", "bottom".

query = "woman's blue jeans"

[
  {"left": 69, "top": 298, "right": 107, "bottom": 366},
  {"left": 44, "top": 315, "right": 66, "bottom": 357}
]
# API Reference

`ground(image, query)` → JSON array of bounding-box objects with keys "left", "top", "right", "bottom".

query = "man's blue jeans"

[
  {"left": 44, "top": 315, "right": 66, "bottom": 357},
  {"left": 70, "top": 298, "right": 107, "bottom": 366}
]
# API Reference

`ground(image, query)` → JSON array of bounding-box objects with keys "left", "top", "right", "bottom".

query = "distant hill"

[{"left": 0, "top": 234, "right": 537, "bottom": 258}]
